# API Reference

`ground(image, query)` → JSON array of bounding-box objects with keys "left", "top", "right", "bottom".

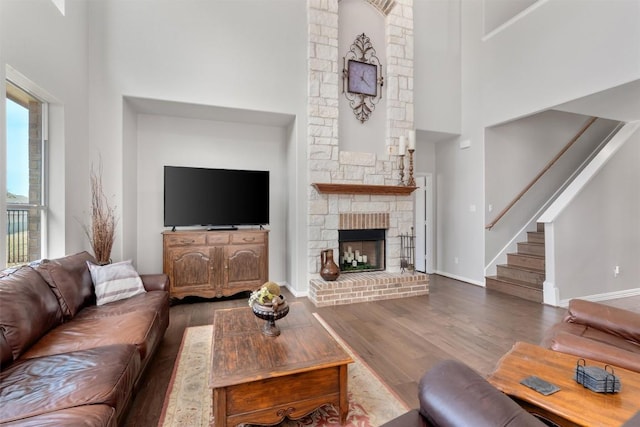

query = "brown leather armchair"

[
  {"left": 381, "top": 359, "right": 545, "bottom": 427},
  {"left": 382, "top": 358, "right": 640, "bottom": 427},
  {"left": 541, "top": 299, "right": 640, "bottom": 373}
]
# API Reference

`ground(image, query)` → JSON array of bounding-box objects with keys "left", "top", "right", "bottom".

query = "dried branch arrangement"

[{"left": 83, "top": 164, "right": 117, "bottom": 264}]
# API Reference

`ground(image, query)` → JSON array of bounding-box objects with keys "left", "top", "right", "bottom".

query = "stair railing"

[{"left": 485, "top": 116, "right": 598, "bottom": 230}]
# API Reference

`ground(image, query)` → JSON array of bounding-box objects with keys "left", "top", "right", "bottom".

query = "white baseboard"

[
  {"left": 559, "top": 288, "right": 640, "bottom": 308},
  {"left": 434, "top": 271, "right": 485, "bottom": 288},
  {"left": 282, "top": 282, "right": 308, "bottom": 298}
]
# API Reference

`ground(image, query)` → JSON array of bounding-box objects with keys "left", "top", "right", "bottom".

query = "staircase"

[{"left": 485, "top": 223, "right": 545, "bottom": 303}]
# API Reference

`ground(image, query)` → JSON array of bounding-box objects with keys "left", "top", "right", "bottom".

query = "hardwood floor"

[
  {"left": 313, "top": 275, "right": 567, "bottom": 407},
  {"left": 123, "top": 275, "right": 639, "bottom": 426}
]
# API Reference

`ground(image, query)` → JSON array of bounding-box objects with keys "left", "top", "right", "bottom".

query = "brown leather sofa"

[
  {"left": 0, "top": 252, "right": 169, "bottom": 426},
  {"left": 541, "top": 299, "right": 640, "bottom": 373},
  {"left": 380, "top": 359, "right": 546, "bottom": 427}
]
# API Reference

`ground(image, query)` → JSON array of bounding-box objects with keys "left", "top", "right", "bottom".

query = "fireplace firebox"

[{"left": 338, "top": 229, "right": 385, "bottom": 273}]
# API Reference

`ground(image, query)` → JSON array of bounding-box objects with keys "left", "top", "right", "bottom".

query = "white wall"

[
  {"left": 483, "top": 0, "right": 537, "bottom": 36},
  {"left": 430, "top": 0, "right": 485, "bottom": 284},
  {"left": 485, "top": 112, "right": 618, "bottom": 265},
  {"left": 414, "top": 131, "right": 438, "bottom": 269},
  {"left": 414, "top": 0, "right": 461, "bottom": 134},
  {"left": 414, "top": 132, "right": 436, "bottom": 179},
  {"left": 555, "top": 80, "right": 640, "bottom": 123},
  {"left": 482, "top": 0, "right": 640, "bottom": 126},
  {"left": 338, "top": 0, "right": 387, "bottom": 156},
  {"left": 87, "top": 0, "right": 308, "bottom": 286},
  {"left": 285, "top": 119, "right": 301, "bottom": 292},
  {"left": 423, "top": 0, "right": 640, "bottom": 285},
  {"left": 554, "top": 128, "right": 640, "bottom": 301},
  {"left": 135, "top": 113, "right": 288, "bottom": 281},
  {"left": 1, "top": 0, "right": 90, "bottom": 265},
  {"left": 122, "top": 99, "right": 139, "bottom": 263}
]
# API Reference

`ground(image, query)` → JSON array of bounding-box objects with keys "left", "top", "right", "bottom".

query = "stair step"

[
  {"left": 489, "top": 223, "right": 546, "bottom": 304},
  {"left": 527, "top": 231, "right": 544, "bottom": 244},
  {"left": 517, "top": 242, "right": 545, "bottom": 257},
  {"left": 486, "top": 276, "right": 543, "bottom": 303},
  {"left": 496, "top": 264, "right": 544, "bottom": 286},
  {"left": 507, "top": 253, "right": 545, "bottom": 270}
]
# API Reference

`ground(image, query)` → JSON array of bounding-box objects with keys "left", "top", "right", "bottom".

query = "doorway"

[{"left": 414, "top": 174, "right": 434, "bottom": 273}]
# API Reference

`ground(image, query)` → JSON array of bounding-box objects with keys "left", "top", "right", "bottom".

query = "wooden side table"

[
  {"left": 210, "top": 303, "right": 353, "bottom": 426},
  {"left": 488, "top": 341, "right": 640, "bottom": 427}
]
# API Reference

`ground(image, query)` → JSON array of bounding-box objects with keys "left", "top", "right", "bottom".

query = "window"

[{"left": 5, "top": 81, "right": 47, "bottom": 266}]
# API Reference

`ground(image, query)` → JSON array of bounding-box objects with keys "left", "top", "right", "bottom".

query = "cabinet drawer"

[
  {"left": 207, "top": 233, "right": 231, "bottom": 245},
  {"left": 231, "top": 232, "right": 265, "bottom": 244},
  {"left": 164, "top": 234, "right": 206, "bottom": 246}
]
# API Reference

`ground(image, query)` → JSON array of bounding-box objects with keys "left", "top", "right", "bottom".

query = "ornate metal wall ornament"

[{"left": 342, "top": 33, "right": 384, "bottom": 123}]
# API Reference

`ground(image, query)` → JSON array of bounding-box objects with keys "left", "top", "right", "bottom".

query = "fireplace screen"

[{"left": 338, "top": 229, "right": 385, "bottom": 273}]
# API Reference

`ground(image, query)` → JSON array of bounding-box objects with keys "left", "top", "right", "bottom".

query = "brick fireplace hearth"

[
  {"left": 309, "top": 271, "right": 428, "bottom": 307},
  {"left": 308, "top": 212, "right": 428, "bottom": 307}
]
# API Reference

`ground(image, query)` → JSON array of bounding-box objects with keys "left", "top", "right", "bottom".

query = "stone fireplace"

[
  {"left": 306, "top": 0, "right": 428, "bottom": 306},
  {"left": 309, "top": 212, "right": 428, "bottom": 307}
]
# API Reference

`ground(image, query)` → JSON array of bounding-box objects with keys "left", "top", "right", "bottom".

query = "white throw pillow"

[{"left": 87, "top": 260, "right": 146, "bottom": 306}]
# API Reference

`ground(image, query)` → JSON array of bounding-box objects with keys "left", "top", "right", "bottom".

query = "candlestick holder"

[
  {"left": 407, "top": 148, "right": 416, "bottom": 187},
  {"left": 398, "top": 154, "right": 405, "bottom": 186}
]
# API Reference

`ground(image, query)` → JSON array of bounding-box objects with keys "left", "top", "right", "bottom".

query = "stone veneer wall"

[
  {"left": 28, "top": 101, "right": 42, "bottom": 261},
  {"left": 307, "top": 0, "right": 415, "bottom": 279}
]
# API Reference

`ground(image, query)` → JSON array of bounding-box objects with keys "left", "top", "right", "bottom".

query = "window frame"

[{"left": 5, "top": 80, "right": 49, "bottom": 265}]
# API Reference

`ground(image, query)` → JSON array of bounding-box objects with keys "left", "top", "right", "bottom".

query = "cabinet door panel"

[
  {"left": 226, "top": 245, "right": 266, "bottom": 290},
  {"left": 168, "top": 247, "right": 211, "bottom": 289}
]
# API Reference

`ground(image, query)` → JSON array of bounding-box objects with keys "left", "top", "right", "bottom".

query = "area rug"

[{"left": 158, "top": 316, "right": 409, "bottom": 427}]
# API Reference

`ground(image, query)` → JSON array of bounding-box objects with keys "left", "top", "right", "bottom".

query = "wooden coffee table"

[
  {"left": 488, "top": 341, "right": 640, "bottom": 427},
  {"left": 210, "top": 302, "right": 353, "bottom": 427}
]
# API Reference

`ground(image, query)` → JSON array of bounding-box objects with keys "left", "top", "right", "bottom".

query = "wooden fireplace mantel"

[{"left": 312, "top": 183, "right": 418, "bottom": 196}]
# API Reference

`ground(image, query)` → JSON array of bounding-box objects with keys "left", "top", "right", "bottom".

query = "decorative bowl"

[{"left": 251, "top": 295, "right": 289, "bottom": 336}]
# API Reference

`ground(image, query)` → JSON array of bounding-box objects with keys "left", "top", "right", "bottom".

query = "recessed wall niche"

[
  {"left": 123, "top": 97, "right": 292, "bottom": 284},
  {"left": 338, "top": 0, "right": 387, "bottom": 156}
]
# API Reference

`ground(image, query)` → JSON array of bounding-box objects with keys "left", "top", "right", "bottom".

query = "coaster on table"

[
  {"left": 575, "top": 364, "right": 621, "bottom": 393},
  {"left": 520, "top": 376, "right": 561, "bottom": 396}
]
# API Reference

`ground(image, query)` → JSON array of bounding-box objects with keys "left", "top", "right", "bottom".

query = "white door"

[{"left": 414, "top": 174, "right": 434, "bottom": 273}]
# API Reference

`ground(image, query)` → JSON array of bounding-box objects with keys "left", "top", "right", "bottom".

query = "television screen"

[{"left": 164, "top": 166, "right": 269, "bottom": 228}]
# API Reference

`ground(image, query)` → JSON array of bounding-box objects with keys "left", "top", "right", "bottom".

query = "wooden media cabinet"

[{"left": 162, "top": 229, "right": 268, "bottom": 299}]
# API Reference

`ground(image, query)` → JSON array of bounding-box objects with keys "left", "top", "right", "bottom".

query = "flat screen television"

[{"left": 164, "top": 166, "right": 269, "bottom": 228}]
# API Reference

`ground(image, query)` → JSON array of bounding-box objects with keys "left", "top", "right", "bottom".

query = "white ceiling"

[{"left": 124, "top": 97, "right": 296, "bottom": 128}]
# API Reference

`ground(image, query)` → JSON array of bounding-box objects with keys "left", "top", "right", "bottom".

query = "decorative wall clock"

[
  {"left": 347, "top": 60, "right": 377, "bottom": 97},
  {"left": 342, "top": 33, "right": 384, "bottom": 123}
]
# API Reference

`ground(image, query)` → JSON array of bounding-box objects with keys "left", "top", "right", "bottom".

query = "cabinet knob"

[{"left": 243, "top": 237, "right": 255, "bottom": 242}]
